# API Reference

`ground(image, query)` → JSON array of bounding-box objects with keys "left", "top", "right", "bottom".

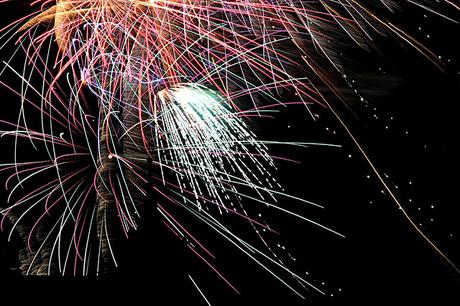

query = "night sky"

[{"left": 0, "top": 1, "right": 459, "bottom": 305}]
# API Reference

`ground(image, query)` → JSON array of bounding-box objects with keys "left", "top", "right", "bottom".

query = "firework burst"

[{"left": 0, "top": 0, "right": 458, "bottom": 300}]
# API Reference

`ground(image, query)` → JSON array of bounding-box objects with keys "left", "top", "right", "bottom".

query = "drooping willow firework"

[{"left": 0, "top": 0, "right": 458, "bottom": 299}]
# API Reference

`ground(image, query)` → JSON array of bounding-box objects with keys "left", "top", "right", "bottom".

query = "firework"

[{"left": 0, "top": 0, "right": 458, "bottom": 300}]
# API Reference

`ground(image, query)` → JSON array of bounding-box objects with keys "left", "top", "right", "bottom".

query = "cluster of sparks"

[{"left": 0, "top": 0, "right": 458, "bottom": 301}]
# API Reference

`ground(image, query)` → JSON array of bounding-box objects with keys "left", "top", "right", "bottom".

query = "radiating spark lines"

[{"left": 0, "top": 0, "right": 458, "bottom": 301}]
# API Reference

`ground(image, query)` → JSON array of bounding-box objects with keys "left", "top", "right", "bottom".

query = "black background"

[{"left": 0, "top": 1, "right": 459, "bottom": 305}]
